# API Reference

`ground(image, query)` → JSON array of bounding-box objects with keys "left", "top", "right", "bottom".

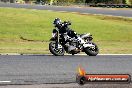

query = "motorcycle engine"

[
  {"left": 66, "top": 38, "right": 78, "bottom": 52},
  {"left": 68, "top": 45, "right": 76, "bottom": 52},
  {"left": 64, "top": 35, "right": 80, "bottom": 52}
]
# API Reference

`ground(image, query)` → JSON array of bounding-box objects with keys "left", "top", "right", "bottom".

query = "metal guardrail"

[{"left": 89, "top": 4, "right": 132, "bottom": 8}]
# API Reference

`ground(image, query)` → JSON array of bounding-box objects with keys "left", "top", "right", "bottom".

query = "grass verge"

[{"left": 0, "top": 7, "right": 132, "bottom": 54}]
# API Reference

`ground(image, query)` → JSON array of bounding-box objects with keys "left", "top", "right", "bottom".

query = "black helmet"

[{"left": 53, "top": 18, "right": 61, "bottom": 25}]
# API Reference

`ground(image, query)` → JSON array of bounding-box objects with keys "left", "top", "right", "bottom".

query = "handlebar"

[
  {"left": 63, "top": 21, "right": 71, "bottom": 26},
  {"left": 54, "top": 20, "right": 71, "bottom": 28}
]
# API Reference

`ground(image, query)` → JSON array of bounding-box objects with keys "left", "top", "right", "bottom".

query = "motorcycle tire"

[
  {"left": 84, "top": 42, "right": 99, "bottom": 56},
  {"left": 49, "top": 42, "right": 65, "bottom": 56}
]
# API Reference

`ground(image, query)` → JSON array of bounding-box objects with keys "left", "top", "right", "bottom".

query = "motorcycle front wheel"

[
  {"left": 49, "top": 42, "right": 65, "bottom": 56},
  {"left": 84, "top": 42, "right": 99, "bottom": 56}
]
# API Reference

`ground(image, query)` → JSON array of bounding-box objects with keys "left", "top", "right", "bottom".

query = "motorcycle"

[{"left": 49, "top": 18, "right": 99, "bottom": 56}]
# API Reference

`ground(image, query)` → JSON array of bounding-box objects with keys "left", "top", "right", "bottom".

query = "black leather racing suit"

[{"left": 55, "top": 21, "right": 77, "bottom": 39}]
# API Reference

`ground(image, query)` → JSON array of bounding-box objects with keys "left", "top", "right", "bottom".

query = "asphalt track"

[
  {"left": 0, "top": 55, "right": 132, "bottom": 87},
  {"left": 0, "top": 3, "right": 132, "bottom": 17}
]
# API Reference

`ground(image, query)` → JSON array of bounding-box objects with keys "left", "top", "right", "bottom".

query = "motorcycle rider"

[{"left": 53, "top": 18, "right": 85, "bottom": 44}]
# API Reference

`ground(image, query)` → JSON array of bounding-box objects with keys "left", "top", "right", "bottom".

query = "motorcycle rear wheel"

[
  {"left": 84, "top": 42, "right": 99, "bottom": 56},
  {"left": 49, "top": 42, "right": 65, "bottom": 56}
]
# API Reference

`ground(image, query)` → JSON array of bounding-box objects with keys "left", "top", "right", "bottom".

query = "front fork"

[{"left": 55, "top": 30, "right": 60, "bottom": 49}]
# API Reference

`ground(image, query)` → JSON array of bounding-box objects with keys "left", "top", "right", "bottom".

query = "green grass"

[{"left": 0, "top": 7, "right": 132, "bottom": 54}]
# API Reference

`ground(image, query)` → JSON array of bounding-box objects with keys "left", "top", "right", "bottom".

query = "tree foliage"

[{"left": 129, "top": 0, "right": 132, "bottom": 5}]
